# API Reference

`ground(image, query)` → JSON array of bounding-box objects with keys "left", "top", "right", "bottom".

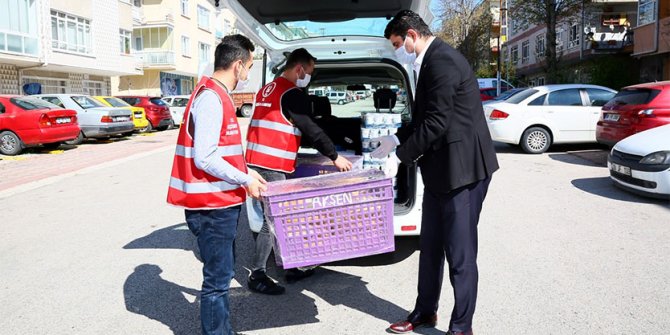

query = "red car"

[
  {"left": 597, "top": 81, "right": 670, "bottom": 146},
  {"left": 0, "top": 95, "right": 80, "bottom": 155},
  {"left": 116, "top": 96, "right": 173, "bottom": 131},
  {"left": 480, "top": 87, "right": 498, "bottom": 101}
]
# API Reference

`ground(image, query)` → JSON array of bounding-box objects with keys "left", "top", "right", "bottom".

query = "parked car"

[
  {"left": 116, "top": 96, "right": 173, "bottom": 131},
  {"left": 355, "top": 90, "right": 367, "bottom": 100},
  {"left": 482, "top": 87, "right": 528, "bottom": 106},
  {"left": 477, "top": 77, "right": 515, "bottom": 90},
  {"left": 34, "top": 94, "right": 134, "bottom": 145},
  {"left": 608, "top": 124, "right": 670, "bottom": 199},
  {"left": 224, "top": 0, "right": 430, "bottom": 235},
  {"left": 93, "top": 96, "right": 149, "bottom": 133},
  {"left": 480, "top": 87, "right": 498, "bottom": 101},
  {"left": 162, "top": 95, "right": 190, "bottom": 126},
  {"left": 597, "top": 81, "right": 670, "bottom": 147},
  {"left": 0, "top": 95, "right": 80, "bottom": 155},
  {"left": 483, "top": 84, "right": 617, "bottom": 153}
]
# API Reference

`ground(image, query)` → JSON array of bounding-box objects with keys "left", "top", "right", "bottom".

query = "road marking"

[
  {"left": 46, "top": 150, "right": 65, "bottom": 155},
  {"left": 0, "top": 156, "right": 30, "bottom": 161},
  {"left": 139, "top": 133, "right": 156, "bottom": 137}
]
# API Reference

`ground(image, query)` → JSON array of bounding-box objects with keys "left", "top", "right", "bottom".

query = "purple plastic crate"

[{"left": 262, "top": 170, "right": 395, "bottom": 269}]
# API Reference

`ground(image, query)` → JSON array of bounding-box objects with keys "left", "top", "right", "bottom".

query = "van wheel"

[
  {"left": 64, "top": 131, "right": 84, "bottom": 146},
  {"left": 338, "top": 100, "right": 344, "bottom": 105},
  {"left": 521, "top": 127, "right": 551, "bottom": 154},
  {"left": 0, "top": 131, "right": 24, "bottom": 156},
  {"left": 240, "top": 104, "right": 253, "bottom": 117}
]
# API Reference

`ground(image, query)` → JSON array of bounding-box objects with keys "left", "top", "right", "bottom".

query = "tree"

[
  {"left": 511, "top": 0, "right": 584, "bottom": 83},
  {"left": 435, "top": 0, "right": 493, "bottom": 74}
]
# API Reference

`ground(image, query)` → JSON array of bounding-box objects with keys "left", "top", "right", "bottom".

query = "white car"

[
  {"left": 223, "top": 0, "right": 431, "bottom": 235},
  {"left": 162, "top": 95, "right": 190, "bottom": 126},
  {"left": 483, "top": 84, "right": 617, "bottom": 153},
  {"left": 34, "top": 94, "right": 134, "bottom": 145},
  {"left": 608, "top": 124, "right": 670, "bottom": 199}
]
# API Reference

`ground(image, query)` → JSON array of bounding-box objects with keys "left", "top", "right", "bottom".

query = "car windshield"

[
  {"left": 506, "top": 89, "right": 538, "bottom": 104},
  {"left": 150, "top": 98, "right": 168, "bottom": 106},
  {"left": 609, "top": 88, "right": 661, "bottom": 106},
  {"left": 10, "top": 97, "right": 61, "bottom": 110},
  {"left": 71, "top": 96, "right": 104, "bottom": 109},
  {"left": 104, "top": 97, "right": 131, "bottom": 108},
  {"left": 265, "top": 18, "right": 390, "bottom": 41}
]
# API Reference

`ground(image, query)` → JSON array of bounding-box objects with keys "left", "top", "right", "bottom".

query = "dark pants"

[
  {"left": 414, "top": 176, "right": 492, "bottom": 333},
  {"left": 186, "top": 206, "right": 241, "bottom": 335}
]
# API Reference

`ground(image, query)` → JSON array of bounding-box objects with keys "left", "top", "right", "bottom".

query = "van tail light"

[
  {"left": 489, "top": 109, "right": 509, "bottom": 120},
  {"left": 638, "top": 109, "right": 656, "bottom": 118},
  {"left": 39, "top": 114, "right": 52, "bottom": 127},
  {"left": 101, "top": 115, "right": 114, "bottom": 123}
]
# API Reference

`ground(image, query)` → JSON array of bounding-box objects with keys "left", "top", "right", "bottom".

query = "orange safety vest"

[
  {"left": 245, "top": 77, "right": 303, "bottom": 173},
  {"left": 167, "top": 76, "right": 247, "bottom": 209}
]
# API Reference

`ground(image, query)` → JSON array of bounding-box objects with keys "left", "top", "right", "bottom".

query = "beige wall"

[
  {"left": 112, "top": 69, "right": 162, "bottom": 96},
  {"left": 118, "top": 0, "right": 134, "bottom": 31},
  {"left": 51, "top": 0, "right": 92, "bottom": 19}
]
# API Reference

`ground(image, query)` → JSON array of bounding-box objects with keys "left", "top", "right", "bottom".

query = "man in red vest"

[
  {"left": 167, "top": 34, "right": 266, "bottom": 335},
  {"left": 243, "top": 48, "right": 353, "bottom": 295}
]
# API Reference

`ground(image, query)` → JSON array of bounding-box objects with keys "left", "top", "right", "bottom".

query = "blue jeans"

[{"left": 186, "top": 206, "right": 240, "bottom": 335}]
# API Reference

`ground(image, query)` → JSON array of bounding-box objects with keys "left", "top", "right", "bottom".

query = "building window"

[
  {"left": 199, "top": 42, "right": 210, "bottom": 64},
  {"left": 133, "top": 0, "right": 141, "bottom": 7},
  {"left": 0, "top": 0, "right": 39, "bottom": 56},
  {"left": 521, "top": 40, "right": 529, "bottom": 64},
  {"left": 51, "top": 10, "right": 92, "bottom": 54},
  {"left": 535, "top": 34, "right": 545, "bottom": 57},
  {"left": 569, "top": 23, "right": 580, "bottom": 49},
  {"left": 197, "top": 5, "right": 210, "bottom": 31},
  {"left": 556, "top": 28, "right": 564, "bottom": 52},
  {"left": 511, "top": 45, "right": 518, "bottom": 65},
  {"left": 180, "top": 0, "right": 189, "bottom": 17},
  {"left": 83, "top": 80, "right": 107, "bottom": 96},
  {"left": 181, "top": 35, "right": 190, "bottom": 57},
  {"left": 638, "top": 0, "right": 657, "bottom": 26},
  {"left": 120, "top": 29, "right": 132, "bottom": 54},
  {"left": 21, "top": 77, "right": 68, "bottom": 94},
  {"left": 536, "top": 77, "right": 545, "bottom": 86}
]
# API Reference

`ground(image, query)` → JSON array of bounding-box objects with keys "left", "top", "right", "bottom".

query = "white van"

[
  {"left": 223, "top": 0, "right": 431, "bottom": 236},
  {"left": 477, "top": 77, "right": 515, "bottom": 90}
]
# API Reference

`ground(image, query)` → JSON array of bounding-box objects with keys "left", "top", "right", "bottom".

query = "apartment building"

[
  {"left": 111, "top": 0, "right": 238, "bottom": 96},
  {"left": 0, "top": 0, "right": 142, "bottom": 95},
  {"left": 504, "top": 0, "right": 638, "bottom": 86},
  {"left": 633, "top": 0, "right": 670, "bottom": 81}
]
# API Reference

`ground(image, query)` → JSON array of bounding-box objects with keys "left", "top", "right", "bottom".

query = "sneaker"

[
  {"left": 248, "top": 272, "right": 285, "bottom": 295},
  {"left": 285, "top": 268, "right": 315, "bottom": 283}
]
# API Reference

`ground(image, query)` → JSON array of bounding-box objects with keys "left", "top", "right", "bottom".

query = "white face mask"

[
  {"left": 394, "top": 36, "right": 416, "bottom": 65},
  {"left": 234, "top": 62, "right": 250, "bottom": 91},
  {"left": 296, "top": 71, "right": 311, "bottom": 88}
]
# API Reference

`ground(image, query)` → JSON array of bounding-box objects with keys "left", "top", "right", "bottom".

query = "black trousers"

[{"left": 414, "top": 176, "right": 492, "bottom": 332}]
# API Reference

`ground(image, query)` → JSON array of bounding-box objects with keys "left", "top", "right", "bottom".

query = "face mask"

[
  {"left": 394, "top": 36, "right": 416, "bottom": 65},
  {"left": 234, "top": 62, "right": 249, "bottom": 91},
  {"left": 296, "top": 67, "right": 311, "bottom": 88}
]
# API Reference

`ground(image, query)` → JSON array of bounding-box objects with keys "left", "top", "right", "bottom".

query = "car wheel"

[
  {"left": 146, "top": 121, "right": 154, "bottom": 132},
  {"left": 166, "top": 119, "right": 175, "bottom": 130},
  {"left": 239, "top": 104, "right": 253, "bottom": 118},
  {"left": 42, "top": 142, "right": 62, "bottom": 150},
  {"left": 521, "top": 127, "right": 551, "bottom": 154},
  {"left": 338, "top": 100, "right": 344, "bottom": 105},
  {"left": 64, "top": 131, "right": 84, "bottom": 146},
  {"left": 137, "top": 124, "right": 149, "bottom": 133},
  {"left": 0, "top": 131, "right": 24, "bottom": 156}
]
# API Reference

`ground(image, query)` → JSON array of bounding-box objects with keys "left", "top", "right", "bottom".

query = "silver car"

[{"left": 34, "top": 94, "right": 134, "bottom": 145}]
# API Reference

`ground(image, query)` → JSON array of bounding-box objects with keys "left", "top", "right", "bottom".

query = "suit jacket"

[{"left": 396, "top": 37, "right": 499, "bottom": 194}]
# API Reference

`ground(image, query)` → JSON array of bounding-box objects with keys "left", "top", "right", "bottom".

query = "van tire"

[{"left": 338, "top": 100, "right": 344, "bottom": 105}]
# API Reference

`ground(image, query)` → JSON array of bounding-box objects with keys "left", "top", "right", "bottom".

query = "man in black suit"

[{"left": 372, "top": 10, "right": 499, "bottom": 335}]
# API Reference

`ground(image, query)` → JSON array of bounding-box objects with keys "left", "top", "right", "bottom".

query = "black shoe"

[
  {"left": 285, "top": 268, "right": 315, "bottom": 283},
  {"left": 248, "top": 272, "right": 285, "bottom": 295}
]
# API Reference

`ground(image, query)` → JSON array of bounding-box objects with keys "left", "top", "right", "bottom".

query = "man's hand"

[
  {"left": 248, "top": 169, "right": 267, "bottom": 184},
  {"left": 371, "top": 135, "right": 399, "bottom": 159},
  {"left": 245, "top": 169, "right": 268, "bottom": 199},
  {"left": 333, "top": 155, "right": 353, "bottom": 172},
  {"left": 383, "top": 153, "right": 401, "bottom": 178}
]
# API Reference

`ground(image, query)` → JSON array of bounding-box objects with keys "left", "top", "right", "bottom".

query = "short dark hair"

[
  {"left": 214, "top": 34, "right": 255, "bottom": 71},
  {"left": 284, "top": 48, "right": 317, "bottom": 70},
  {"left": 384, "top": 9, "right": 432, "bottom": 39}
]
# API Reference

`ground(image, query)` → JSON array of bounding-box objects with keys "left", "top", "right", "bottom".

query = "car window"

[
  {"left": 150, "top": 98, "right": 168, "bottom": 106},
  {"left": 0, "top": 102, "right": 5, "bottom": 113},
  {"left": 507, "top": 89, "right": 538, "bottom": 104},
  {"left": 104, "top": 97, "right": 131, "bottom": 108},
  {"left": 585, "top": 89, "right": 615, "bottom": 107},
  {"left": 528, "top": 94, "right": 546, "bottom": 106},
  {"left": 173, "top": 98, "right": 190, "bottom": 107},
  {"left": 119, "top": 97, "right": 139, "bottom": 105},
  {"left": 71, "top": 96, "right": 104, "bottom": 109},
  {"left": 38, "top": 96, "right": 65, "bottom": 108},
  {"left": 547, "top": 89, "right": 583, "bottom": 106},
  {"left": 11, "top": 96, "right": 62, "bottom": 110},
  {"left": 608, "top": 88, "right": 661, "bottom": 106}
]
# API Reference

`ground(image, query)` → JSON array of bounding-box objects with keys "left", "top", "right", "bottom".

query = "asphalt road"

[{"left": 1, "top": 124, "right": 669, "bottom": 334}]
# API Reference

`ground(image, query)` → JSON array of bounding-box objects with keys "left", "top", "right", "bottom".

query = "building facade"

[
  {"left": 0, "top": 0, "right": 142, "bottom": 95},
  {"left": 633, "top": 0, "right": 670, "bottom": 81},
  {"left": 111, "top": 0, "right": 238, "bottom": 97}
]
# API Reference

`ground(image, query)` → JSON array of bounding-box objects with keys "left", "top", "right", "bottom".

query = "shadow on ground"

[
  {"left": 571, "top": 177, "right": 670, "bottom": 209},
  {"left": 123, "top": 219, "right": 416, "bottom": 333}
]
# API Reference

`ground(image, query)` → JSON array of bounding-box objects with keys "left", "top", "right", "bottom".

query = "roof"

[
  {"left": 624, "top": 81, "right": 670, "bottom": 90},
  {"left": 532, "top": 84, "right": 617, "bottom": 93}
]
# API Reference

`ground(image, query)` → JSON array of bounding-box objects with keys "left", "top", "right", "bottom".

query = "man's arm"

[
  {"left": 191, "top": 90, "right": 254, "bottom": 186},
  {"left": 282, "top": 89, "right": 338, "bottom": 161},
  {"left": 396, "top": 54, "right": 460, "bottom": 163}
]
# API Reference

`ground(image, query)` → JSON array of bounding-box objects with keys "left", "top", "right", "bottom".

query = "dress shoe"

[
  {"left": 388, "top": 310, "right": 437, "bottom": 334},
  {"left": 448, "top": 329, "right": 473, "bottom": 335}
]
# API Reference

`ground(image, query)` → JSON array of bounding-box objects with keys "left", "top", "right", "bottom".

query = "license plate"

[
  {"left": 114, "top": 116, "right": 130, "bottom": 122},
  {"left": 133, "top": 113, "right": 143, "bottom": 119},
  {"left": 604, "top": 113, "right": 620, "bottom": 122},
  {"left": 610, "top": 162, "right": 631, "bottom": 176},
  {"left": 55, "top": 117, "right": 71, "bottom": 124}
]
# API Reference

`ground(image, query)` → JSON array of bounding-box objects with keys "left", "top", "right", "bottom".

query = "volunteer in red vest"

[
  {"left": 166, "top": 34, "right": 266, "bottom": 335},
  {"left": 242, "top": 48, "right": 353, "bottom": 295}
]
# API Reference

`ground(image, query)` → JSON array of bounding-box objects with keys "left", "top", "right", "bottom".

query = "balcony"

[
  {"left": 132, "top": 6, "right": 143, "bottom": 24},
  {"left": 134, "top": 50, "right": 176, "bottom": 68},
  {"left": 587, "top": 32, "right": 634, "bottom": 51}
]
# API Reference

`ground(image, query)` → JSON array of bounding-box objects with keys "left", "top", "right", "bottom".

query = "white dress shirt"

[{"left": 413, "top": 36, "right": 436, "bottom": 84}]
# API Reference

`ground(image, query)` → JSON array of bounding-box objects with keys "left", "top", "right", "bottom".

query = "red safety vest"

[
  {"left": 167, "top": 77, "right": 247, "bottom": 209},
  {"left": 245, "top": 77, "right": 302, "bottom": 173}
]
